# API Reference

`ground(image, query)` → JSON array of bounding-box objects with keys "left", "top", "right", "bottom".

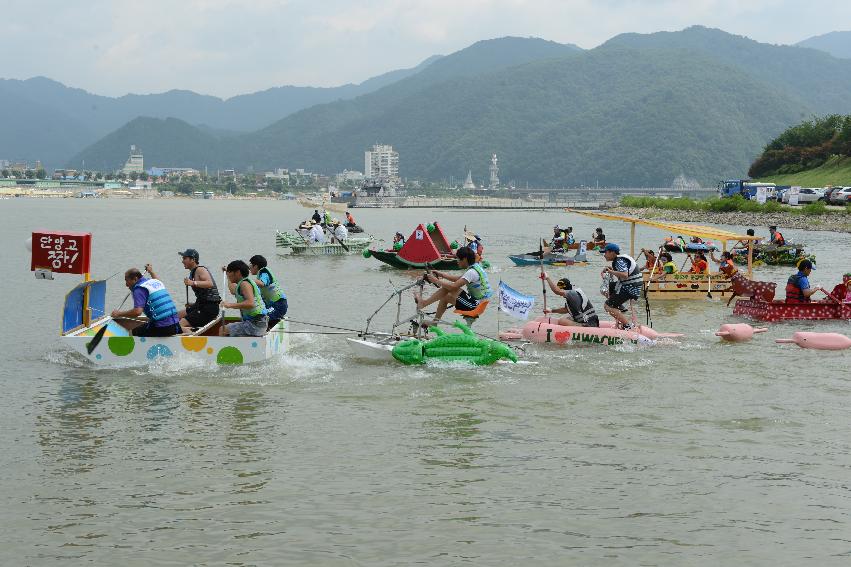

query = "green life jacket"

[
  {"left": 235, "top": 277, "right": 268, "bottom": 320},
  {"left": 466, "top": 263, "right": 492, "bottom": 300},
  {"left": 257, "top": 267, "right": 286, "bottom": 303}
]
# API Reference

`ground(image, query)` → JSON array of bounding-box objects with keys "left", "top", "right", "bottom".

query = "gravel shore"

[{"left": 610, "top": 207, "right": 851, "bottom": 233}]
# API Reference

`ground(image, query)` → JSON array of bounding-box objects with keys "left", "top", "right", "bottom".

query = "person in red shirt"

[
  {"left": 689, "top": 252, "right": 709, "bottom": 274},
  {"left": 828, "top": 273, "right": 851, "bottom": 302}
]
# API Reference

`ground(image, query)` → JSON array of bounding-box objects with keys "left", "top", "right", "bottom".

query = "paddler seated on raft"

[
  {"left": 392, "top": 231, "right": 405, "bottom": 249},
  {"left": 688, "top": 252, "right": 709, "bottom": 274},
  {"left": 565, "top": 226, "right": 575, "bottom": 246},
  {"left": 784, "top": 259, "right": 824, "bottom": 304},
  {"left": 601, "top": 243, "right": 643, "bottom": 330},
  {"left": 249, "top": 255, "right": 288, "bottom": 329},
  {"left": 769, "top": 225, "right": 786, "bottom": 247},
  {"left": 113, "top": 268, "right": 181, "bottom": 337},
  {"left": 345, "top": 211, "right": 357, "bottom": 228},
  {"left": 307, "top": 220, "right": 326, "bottom": 243},
  {"left": 469, "top": 234, "right": 484, "bottom": 260},
  {"left": 323, "top": 210, "right": 332, "bottom": 228},
  {"left": 659, "top": 252, "right": 678, "bottom": 275},
  {"left": 551, "top": 226, "right": 566, "bottom": 251},
  {"left": 710, "top": 250, "right": 737, "bottom": 276},
  {"left": 332, "top": 219, "right": 348, "bottom": 242},
  {"left": 592, "top": 228, "right": 606, "bottom": 245},
  {"left": 828, "top": 273, "right": 851, "bottom": 302},
  {"left": 311, "top": 209, "right": 322, "bottom": 224},
  {"left": 220, "top": 260, "right": 269, "bottom": 337},
  {"left": 147, "top": 248, "right": 222, "bottom": 334},
  {"left": 414, "top": 246, "right": 491, "bottom": 324},
  {"left": 541, "top": 273, "right": 600, "bottom": 327},
  {"left": 639, "top": 248, "right": 663, "bottom": 273}
]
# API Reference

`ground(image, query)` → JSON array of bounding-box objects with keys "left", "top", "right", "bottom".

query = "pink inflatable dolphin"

[
  {"left": 776, "top": 332, "right": 851, "bottom": 350},
  {"left": 715, "top": 323, "right": 768, "bottom": 342}
]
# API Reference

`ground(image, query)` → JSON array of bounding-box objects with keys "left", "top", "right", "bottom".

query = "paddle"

[
  {"left": 706, "top": 262, "right": 713, "bottom": 300},
  {"left": 644, "top": 246, "right": 664, "bottom": 327},
  {"left": 86, "top": 291, "right": 131, "bottom": 354},
  {"left": 330, "top": 227, "right": 350, "bottom": 252},
  {"left": 539, "top": 239, "right": 548, "bottom": 314}
]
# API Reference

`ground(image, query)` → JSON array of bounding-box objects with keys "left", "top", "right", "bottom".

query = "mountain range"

[
  {"left": 0, "top": 55, "right": 442, "bottom": 167},
  {"left": 6, "top": 27, "right": 851, "bottom": 186},
  {"left": 796, "top": 31, "right": 851, "bottom": 59}
]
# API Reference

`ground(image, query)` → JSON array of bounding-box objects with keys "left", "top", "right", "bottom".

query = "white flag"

[{"left": 498, "top": 281, "right": 535, "bottom": 320}]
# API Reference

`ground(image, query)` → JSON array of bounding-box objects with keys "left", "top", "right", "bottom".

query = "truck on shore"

[{"left": 718, "top": 179, "right": 790, "bottom": 200}]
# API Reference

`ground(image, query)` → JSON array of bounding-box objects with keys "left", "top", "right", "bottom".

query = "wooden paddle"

[
  {"left": 330, "top": 227, "right": 350, "bottom": 252},
  {"left": 86, "top": 292, "right": 131, "bottom": 354}
]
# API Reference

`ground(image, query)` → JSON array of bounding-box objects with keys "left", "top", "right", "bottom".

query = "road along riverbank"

[{"left": 611, "top": 206, "right": 851, "bottom": 233}]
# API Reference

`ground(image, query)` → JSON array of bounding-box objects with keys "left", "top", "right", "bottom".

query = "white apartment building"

[
  {"left": 364, "top": 144, "right": 399, "bottom": 184},
  {"left": 121, "top": 145, "right": 144, "bottom": 175}
]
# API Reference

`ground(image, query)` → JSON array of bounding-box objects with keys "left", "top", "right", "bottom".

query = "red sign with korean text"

[{"left": 31, "top": 231, "right": 92, "bottom": 274}]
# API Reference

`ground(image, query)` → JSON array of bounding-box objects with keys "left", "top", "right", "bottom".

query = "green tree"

[
  {"left": 138, "top": 171, "right": 149, "bottom": 181},
  {"left": 2, "top": 169, "right": 10, "bottom": 178},
  {"left": 226, "top": 181, "right": 238, "bottom": 194},
  {"left": 177, "top": 181, "right": 194, "bottom": 195},
  {"left": 130, "top": 172, "right": 139, "bottom": 182},
  {"left": 35, "top": 168, "right": 46, "bottom": 179},
  {"left": 25, "top": 169, "right": 35, "bottom": 179}
]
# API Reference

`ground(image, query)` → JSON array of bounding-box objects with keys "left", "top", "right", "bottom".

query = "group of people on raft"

[
  {"left": 110, "top": 249, "right": 289, "bottom": 339},
  {"left": 547, "top": 226, "right": 607, "bottom": 252},
  {"left": 412, "top": 242, "right": 642, "bottom": 331},
  {"left": 298, "top": 209, "right": 356, "bottom": 243}
]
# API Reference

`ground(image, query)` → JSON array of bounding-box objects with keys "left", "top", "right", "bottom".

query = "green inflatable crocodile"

[{"left": 391, "top": 321, "right": 518, "bottom": 365}]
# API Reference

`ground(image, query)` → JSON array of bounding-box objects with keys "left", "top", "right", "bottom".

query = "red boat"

[{"left": 733, "top": 298, "right": 851, "bottom": 322}]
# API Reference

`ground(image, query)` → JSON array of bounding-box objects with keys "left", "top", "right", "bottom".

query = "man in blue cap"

[
  {"left": 601, "top": 243, "right": 643, "bottom": 329},
  {"left": 784, "top": 258, "right": 822, "bottom": 303}
]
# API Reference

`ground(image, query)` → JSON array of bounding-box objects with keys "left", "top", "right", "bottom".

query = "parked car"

[
  {"left": 819, "top": 187, "right": 842, "bottom": 203},
  {"left": 781, "top": 187, "right": 819, "bottom": 204},
  {"left": 829, "top": 186, "right": 851, "bottom": 205}
]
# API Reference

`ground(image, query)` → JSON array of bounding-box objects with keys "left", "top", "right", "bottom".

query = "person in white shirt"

[
  {"left": 308, "top": 221, "right": 325, "bottom": 243},
  {"left": 332, "top": 220, "right": 348, "bottom": 242},
  {"left": 414, "top": 247, "right": 492, "bottom": 323}
]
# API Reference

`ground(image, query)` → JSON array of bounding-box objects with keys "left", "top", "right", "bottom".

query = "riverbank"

[{"left": 610, "top": 206, "right": 851, "bottom": 233}]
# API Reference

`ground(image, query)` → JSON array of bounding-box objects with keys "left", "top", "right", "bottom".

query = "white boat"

[{"left": 61, "top": 279, "right": 289, "bottom": 366}]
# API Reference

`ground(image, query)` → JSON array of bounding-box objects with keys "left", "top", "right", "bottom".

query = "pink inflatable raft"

[
  {"left": 776, "top": 332, "right": 851, "bottom": 351},
  {"left": 498, "top": 317, "right": 683, "bottom": 347}
]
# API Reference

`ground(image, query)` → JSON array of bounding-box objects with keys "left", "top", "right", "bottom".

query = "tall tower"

[
  {"left": 462, "top": 170, "right": 476, "bottom": 190},
  {"left": 488, "top": 154, "right": 499, "bottom": 190}
]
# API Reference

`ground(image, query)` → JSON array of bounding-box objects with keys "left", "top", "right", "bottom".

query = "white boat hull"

[{"left": 63, "top": 319, "right": 289, "bottom": 366}]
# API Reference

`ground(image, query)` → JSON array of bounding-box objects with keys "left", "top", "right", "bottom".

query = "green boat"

[
  {"left": 733, "top": 243, "right": 815, "bottom": 267},
  {"left": 366, "top": 248, "right": 465, "bottom": 270}
]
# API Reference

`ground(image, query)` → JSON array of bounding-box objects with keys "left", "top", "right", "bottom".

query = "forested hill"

[
  {"left": 748, "top": 115, "right": 851, "bottom": 178},
  {"left": 72, "top": 28, "right": 851, "bottom": 186},
  {"left": 797, "top": 31, "right": 851, "bottom": 59}
]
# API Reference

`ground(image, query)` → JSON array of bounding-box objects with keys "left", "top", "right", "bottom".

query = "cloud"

[{"left": 0, "top": 0, "right": 848, "bottom": 97}]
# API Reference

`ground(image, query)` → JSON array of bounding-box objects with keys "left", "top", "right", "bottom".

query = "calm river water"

[{"left": 1, "top": 199, "right": 850, "bottom": 565}]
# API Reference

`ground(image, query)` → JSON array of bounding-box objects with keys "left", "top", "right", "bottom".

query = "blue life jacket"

[{"left": 135, "top": 278, "right": 178, "bottom": 323}]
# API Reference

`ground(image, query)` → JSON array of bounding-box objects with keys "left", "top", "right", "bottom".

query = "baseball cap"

[
  {"left": 178, "top": 248, "right": 199, "bottom": 261},
  {"left": 603, "top": 243, "right": 620, "bottom": 254}
]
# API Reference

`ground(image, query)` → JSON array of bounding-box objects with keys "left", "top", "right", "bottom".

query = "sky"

[{"left": 2, "top": 0, "right": 850, "bottom": 98}]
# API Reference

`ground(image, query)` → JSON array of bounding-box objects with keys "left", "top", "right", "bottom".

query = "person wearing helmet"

[{"left": 541, "top": 272, "right": 599, "bottom": 327}]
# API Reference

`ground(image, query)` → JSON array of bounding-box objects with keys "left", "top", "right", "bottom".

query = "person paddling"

[
  {"left": 311, "top": 209, "right": 322, "bottom": 224},
  {"left": 220, "top": 260, "right": 269, "bottom": 337},
  {"left": 149, "top": 248, "right": 221, "bottom": 333},
  {"left": 113, "top": 268, "right": 181, "bottom": 337},
  {"left": 601, "top": 243, "right": 642, "bottom": 329},
  {"left": 345, "top": 211, "right": 357, "bottom": 228},
  {"left": 784, "top": 259, "right": 822, "bottom": 303},
  {"left": 542, "top": 273, "right": 599, "bottom": 327},
  {"left": 249, "top": 255, "right": 288, "bottom": 329}
]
